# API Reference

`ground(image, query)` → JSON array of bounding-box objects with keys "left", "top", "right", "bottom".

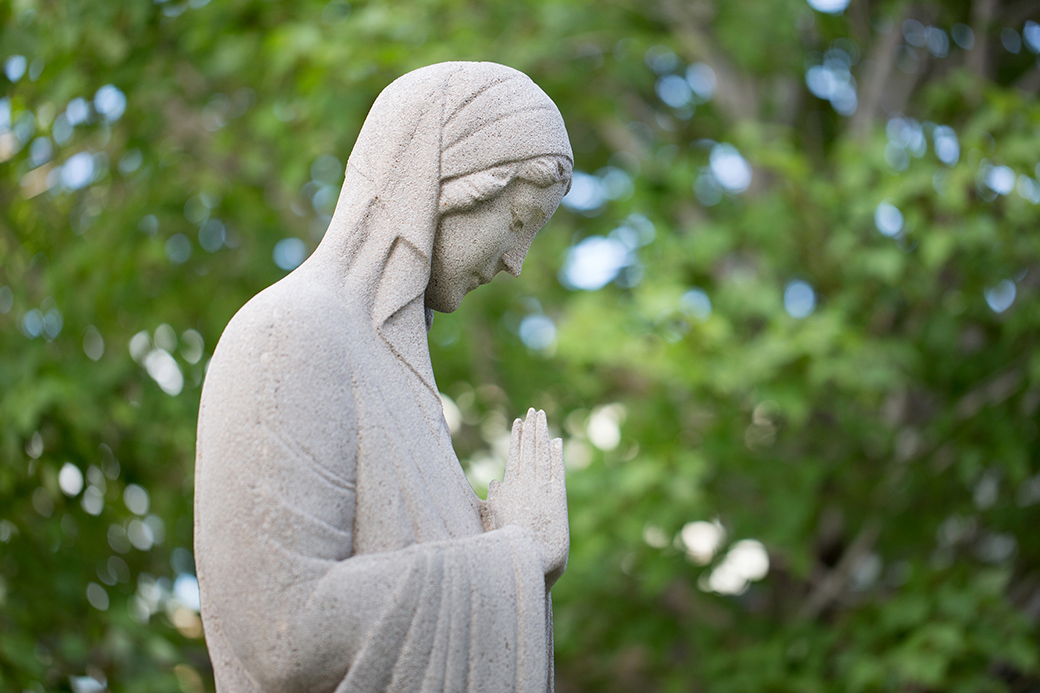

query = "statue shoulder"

[
  {"left": 215, "top": 275, "right": 368, "bottom": 363},
  {"left": 200, "top": 275, "right": 373, "bottom": 419}
]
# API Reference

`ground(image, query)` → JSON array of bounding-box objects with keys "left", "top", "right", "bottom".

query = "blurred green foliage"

[{"left": 2, "top": 0, "right": 1040, "bottom": 690}]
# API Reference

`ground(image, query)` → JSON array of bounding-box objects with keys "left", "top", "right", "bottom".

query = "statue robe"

[
  {"left": 195, "top": 280, "right": 551, "bottom": 693},
  {"left": 194, "top": 62, "right": 572, "bottom": 693}
]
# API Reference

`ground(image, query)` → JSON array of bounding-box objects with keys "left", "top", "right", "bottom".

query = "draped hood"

[{"left": 305, "top": 62, "right": 572, "bottom": 394}]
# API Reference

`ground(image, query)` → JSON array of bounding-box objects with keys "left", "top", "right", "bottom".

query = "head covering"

[{"left": 308, "top": 61, "right": 573, "bottom": 330}]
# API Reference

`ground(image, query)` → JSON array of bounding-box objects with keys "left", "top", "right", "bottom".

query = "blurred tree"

[{"left": 1, "top": 0, "right": 1039, "bottom": 691}]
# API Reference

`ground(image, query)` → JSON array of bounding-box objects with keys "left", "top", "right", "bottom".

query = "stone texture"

[{"left": 194, "top": 62, "right": 572, "bottom": 692}]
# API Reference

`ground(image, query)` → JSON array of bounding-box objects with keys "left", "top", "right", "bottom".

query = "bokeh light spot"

[
  {"left": 561, "top": 171, "right": 605, "bottom": 213},
  {"left": 925, "top": 26, "right": 950, "bottom": 57},
  {"left": 679, "top": 288, "right": 712, "bottom": 322},
  {"left": 81, "top": 486, "right": 104, "bottom": 516},
  {"left": 174, "top": 574, "right": 201, "bottom": 612},
  {"left": 29, "top": 137, "right": 52, "bottom": 167},
  {"left": 932, "top": 125, "right": 959, "bottom": 166},
  {"left": 983, "top": 165, "right": 1015, "bottom": 195},
  {"left": 86, "top": 583, "right": 109, "bottom": 611},
  {"left": 518, "top": 314, "right": 556, "bottom": 351},
  {"left": 94, "top": 85, "right": 126, "bottom": 121},
  {"left": 587, "top": 404, "right": 625, "bottom": 451},
  {"left": 180, "top": 329, "right": 205, "bottom": 364},
  {"left": 598, "top": 167, "right": 633, "bottom": 200},
  {"left": 784, "top": 280, "right": 817, "bottom": 319},
  {"left": 952, "top": 24, "right": 975, "bottom": 49},
  {"left": 4, "top": 55, "right": 27, "bottom": 82},
  {"left": 1016, "top": 175, "right": 1040, "bottom": 203},
  {"left": 1024, "top": 21, "right": 1040, "bottom": 53},
  {"left": 59, "top": 463, "right": 84, "bottom": 497},
  {"left": 644, "top": 45, "right": 680, "bottom": 75},
  {"left": 61, "top": 152, "right": 95, "bottom": 190},
  {"left": 806, "top": 0, "right": 849, "bottom": 14},
  {"left": 124, "top": 484, "right": 150, "bottom": 515},
  {"left": 693, "top": 171, "right": 723, "bottom": 206},
  {"left": 902, "top": 19, "right": 927, "bottom": 47},
  {"left": 42, "top": 307, "right": 63, "bottom": 340},
  {"left": 656, "top": 74, "right": 692, "bottom": 109},
  {"left": 709, "top": 144, "right": 752, "bottom": 193},
  {"left": 183, "top": 195, "right": 210, "bottom": 225},
  {"left": 727, "top": 539, "right": 770, "bottom": 581},
  {"left": 65, "top": 97, "right": 90, "bottom": 126},
  {"left": 681, "top": 521, "right": 724, "bottom": 564},
  {"left": 561, "top": 236, "right": 631, "bottom": 290},
  {"left": 83, "top": 325, "right": 105, "bottom": 361},
  {"left": 118, "top": 149, "right": 143, "bottom": 175},
  {"left": 273, "top": 237, "right": 307, "bottom": 270},
  {"left": 874, "top": 201, "right": 903, "bottom": 237},
  {"left": 21, "top": 309, "right": 43, "bottom": 339},
  {"left": 310, "top": 154, "right": 343, "bottom": 185},
  {"left": 984, "top": 280, "right": 1016, "bottom": 313},
  {"left": 198, "top": 219, "right": 226, "bottom": 252},
  {"left": 127, "top": 519, "right": 154, "bottom": 550},
  {"left": 686, "top": 63, "right": 717, "bottom": 102},
  {"left": 144, "top": 348, "right": 184, "bottom": 395},
  {"left": 165, "top": 234, "right": 192, "bottom": 264},
  {"left": 1001, "top": 28, "right": 1022, "bottom": 54},
  {"left": 643, "top": 524, "right": 669, "bottom": 549},
  {"left": 139, "top": 214, "right": 159, "bottom": 235}
]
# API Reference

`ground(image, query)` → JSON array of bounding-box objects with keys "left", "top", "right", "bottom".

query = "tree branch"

[
  {"left": 798, "top": 518, "right": 882, "bottom": 621},
  {"left": 850, "top": 14, "right": 906, "bottom": 139},
  {"left": 966, "top": 0, "right": 999, "bottom": 84}
]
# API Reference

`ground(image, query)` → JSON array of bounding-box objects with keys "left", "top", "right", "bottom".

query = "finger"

[
  {"left": 535, "top": 409, "right": 549, "bottom": 484},
  {"left": 504, "top": 418, "right": 523, "bottom": 484},
  {"left": 521, "top": 408, "right": 538, "bottom": 480},
  {"left": 550, "top": 437, "right": 565, "bottom": 487}
]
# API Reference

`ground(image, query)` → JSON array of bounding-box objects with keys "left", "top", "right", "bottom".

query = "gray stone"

[{"left": 194, "top": 62, "right": 573, "bottom": 692}]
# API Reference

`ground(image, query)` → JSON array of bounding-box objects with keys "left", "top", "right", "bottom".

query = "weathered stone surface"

[{"left": 195, "top": 62, "right": 572, "bottom": 692}]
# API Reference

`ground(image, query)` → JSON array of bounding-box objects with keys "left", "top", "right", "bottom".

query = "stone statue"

[{"left": 194, "top": 62, "right": 573, "bottom": 692}]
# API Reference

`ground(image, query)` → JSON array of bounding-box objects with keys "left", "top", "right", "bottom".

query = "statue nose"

[{"left": 501, "top": 254, "right": 522, "bottom": 277}]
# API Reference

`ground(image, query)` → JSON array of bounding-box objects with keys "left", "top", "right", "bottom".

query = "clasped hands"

[{"left": 485, "top": 408, "right": 569, "bottom": 589}]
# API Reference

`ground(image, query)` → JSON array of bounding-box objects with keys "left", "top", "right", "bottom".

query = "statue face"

[{"left": 425, "top": 179, "right": 567, "bottom": 313}]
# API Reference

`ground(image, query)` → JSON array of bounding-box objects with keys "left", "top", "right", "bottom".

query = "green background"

[{"left": 2, "top": 0, "right": 1039, "bottom": 690}]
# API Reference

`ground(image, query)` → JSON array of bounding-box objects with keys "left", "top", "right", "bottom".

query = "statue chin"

[{"left": 423, "top": 282, "right": 465, "bottom": 314}]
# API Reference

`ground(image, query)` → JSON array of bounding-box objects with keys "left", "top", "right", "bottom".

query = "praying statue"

[{"left": 194, "top": 62, "right": 573, "bottom": 692}]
